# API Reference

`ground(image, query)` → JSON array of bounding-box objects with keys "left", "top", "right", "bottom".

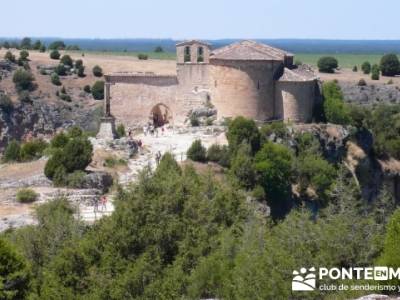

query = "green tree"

[
  {"left": 227, "top": 116, "right": 260, "bottom": 154},
  {"left": 20, "top": 37, "right": 31, "bottom": 49},
  {"left": 361, "top": 61, "right": 371, "bottom": 74},
  {"left": 32, "top": 40, "right": 42, "bottom": 50},
  {"left": 19, "top": 50, "right": 29, "bottom": 61},
  {"left": 0, "top": 238, "right": 31, "bottom": 299},
  {"left": 4, "top": 51, "right": 16, "bottom": 63},
  {"left": 92, "top": 65, "right": 103, "bottom": 77},
  {"left": 317, "top": 56, "right": 338, "bottom": 73},
  {"left": 154, "top": 46, "right": 164, "bottom": 53},
  {"left": 254, "top": 142, "right": 293, "bottom": 218},
  {"left": 187, "top": 139, "right": 207, "bottom": 162},
  {"left": 51, "top": 73, "right": 61, "bottom": 86},
  {"left": 91, "top": 81, "right": 104, "bottom": 100},
  {"left": 229, "top": 143, "right": 256, "bottom": 189},
  {"left": 322, "top": 81, "right": 351, "bottom": 125},
  {"left": 48, "top": 41, "right": 65, "bottom": 50},
  {"left": 380, "top": 53, "right": 400, "bottom": 76},
  {"left": 371, "top": 64, "right": 380, "bottom": 80},
  {"left": 50, "top": 50, "right": 60, "bottom": 60},
  {"left": 60, "top": 55, "right": 73, "bottom": 67}
]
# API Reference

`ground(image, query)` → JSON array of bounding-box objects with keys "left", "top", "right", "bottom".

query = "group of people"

[{"left": 93, "top": 195, "right": 108, "bottom": 213}]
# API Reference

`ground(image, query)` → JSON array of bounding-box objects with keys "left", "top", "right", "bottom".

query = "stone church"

[{"left": 101, "top": 40, "right": 318, "bottom": 133}]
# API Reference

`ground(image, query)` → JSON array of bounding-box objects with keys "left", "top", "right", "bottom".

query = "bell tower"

[{"left": 176, "top": 40, "right": 210, "bottom": 64}]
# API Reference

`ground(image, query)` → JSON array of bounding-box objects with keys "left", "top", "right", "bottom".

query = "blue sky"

[{"left": 1, "top": 0, "right": 399, "bottom": 39}]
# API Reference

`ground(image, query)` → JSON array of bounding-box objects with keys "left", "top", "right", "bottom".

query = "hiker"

[
  {"left": 137, "top": 139, "right": 143, "bottom": 154},
  {"left": 128, "top": 128, "right": 132, "bottom": 139},
  {"left": 100, "top": 195, "right": 107, "bottom": 211},
  {"left": 155, "top": 151, "right": 162, "bottom": 165},
  {"left": 143, "top": 124, "right": 148, "bottom": 136},
  {"left": 93, "top": 197, "right": 99, "bottom": 213}
]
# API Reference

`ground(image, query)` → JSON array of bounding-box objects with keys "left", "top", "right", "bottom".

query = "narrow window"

[
  {"left": 257, "top": 80, "right": 260, "bottom": 90},
  {"left": 197, "top": 47, "right": 204, "bottom": 62},
  {"left": 184, "top": 46, "right": 191, "bottom": 62}
]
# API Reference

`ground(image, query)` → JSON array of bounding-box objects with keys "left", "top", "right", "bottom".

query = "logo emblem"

[{"left": 292, "top": 267, "right": 316, "bottom": 291}]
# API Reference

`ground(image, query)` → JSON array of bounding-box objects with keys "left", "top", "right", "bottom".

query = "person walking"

[
  {"left": 155, "top": 151, "right": 162, "bottom": 165},
  {"left": 101, "top": 195, "right": 107, "bottom": 211}
]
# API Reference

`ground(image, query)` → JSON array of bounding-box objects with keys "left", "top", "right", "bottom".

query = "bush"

[
  {"left": 20, "top": 139, "right": 48, "bottom": 161},
  {"left": 190, "top": 115, "right": 200, "bottom": 127},
  {"left": 20, "top": 37, "right": 31, "bottom": 49},
  {"left": 60, "top": 55, "right": 73, "bottom": 67},
  {"left": 59, "top": 93, "right": 71, "bottom": 102},
  {"left": 83, "top": 85, "right": 91, "bottom": 93},
  {"left": 352, "top": 65, "right": 358, "bottom": 72},
  {"left": 154, "top": 46, "right": 164, "bottom": 53},
  {"left": 51, "top": 73, "right": 61, "bottom": 86},
  {"left": 4, "top": 51, "right": 16, "bottom": 63},
  {"left": 19, "top": 50, "right": 29, "bottom": 61},
  {"left": 92, "top": 65, "right": 103, "bottom": 77},
  {"left": 39, "top": 45, "right": 46, "bottom": 52},
  {"left": 380, "top": 53, "right": 400, "bottom": 76},
  {"left": 50, "top": 50, "right": 60, "bottom": 60},
  {"left": 187, "top": 140, "right": 207, "bottom": 162},
  {"left": 116, "top": 124, "right": 126, "bottom": 138},
  {"left": 33, "top": 40, "right": 42, "bottom": 50},
  {"left": 65, "top": 170, "right": 86, "bottom": 188},
  {"left": 361, "top": 61, "right": 371, "bottom": 74},
  {"left": 137, "top": 53, "right": 148, "bottom": 60},
  {"left": 206, "top": 144, "right": 230, "bottom": 167},
  {"left": 322, "top": 81, "right": 351, "bottom": 125},
  {"left": 0, "top": 93, "right": 14, "bottom": 113},
  {"left": 230, "top": 143, "right": 256, "bottom": 189},
  {"left": 91, "top": 81, "right": 104, "bottom": 100},
  {"left": 371, "top": 64, "right": 380, "bottom": 80},
  {"left": 76, "top": 65, "right": 85, "bottom": 77},
  {"left": 317, "top": 56, "right": 338, "bottom": 73},
  {"left": 3, "top": 140, "right": 21, "bottom": 162},
  {"left": 74, "top": 59, "right": 83, "bottom": 68},
  {"left": 13, "top": 68, "right": 34, "bottom": 91},
  {"left": 16, "top": 188, "right": 38, "bottom": 203},
  {"left": 18, "top": 91, "right": 31, "bottom": 103},
  {"left": 54, "top": 64, "right": 67, "bottom": 76},
  {"left": 50, "top": 132, "right": 69, "bottom": 148},
  {"left": 357, "top": 78, "right": 367, "bottom": 86}
]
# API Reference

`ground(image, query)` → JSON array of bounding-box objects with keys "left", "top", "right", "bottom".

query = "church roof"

[
  {"left": 210, "top": 40, "right": 293, "bottom": 61},
  {"left": 176, "top": 40, "right": 211, "bottom": 47},
  {"left": 278, "top": 65, "right": 318, "bottom": 82}
]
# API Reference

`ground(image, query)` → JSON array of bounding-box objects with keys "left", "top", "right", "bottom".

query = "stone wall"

[
  {"left": 275, "top": 80, "right": 316, "bottom": 123},
  {"left": 209, "top": 60, "right": 281, "bottom": 121},
  {"left": 110, "top": 78, "right": 178, "bottom": 127}
]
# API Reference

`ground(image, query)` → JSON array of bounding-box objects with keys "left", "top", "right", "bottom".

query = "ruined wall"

[
  {"left": 109, "top": 77, "right": 178, "bottom": 127},
  {"left": 209, "top": 60, "right": 281, "bottom": 121},
  {"left": 275, "top": 80, "right": 316, "bottom": 123}
]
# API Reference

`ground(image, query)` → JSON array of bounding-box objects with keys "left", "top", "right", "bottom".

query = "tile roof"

[
  {"left": 278, "top": 65, "right": 318, "bottom": 82},
  {"left": 210, "top": 40, "right": 293, "bottom": 61}
]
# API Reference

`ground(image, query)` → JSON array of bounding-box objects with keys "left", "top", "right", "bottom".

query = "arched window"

[
  {"left": 197, "top": 47, "right": 204, "bottom": 62},
  {"left": 184, "top": 46, "right": 191, "bottom": 62}
]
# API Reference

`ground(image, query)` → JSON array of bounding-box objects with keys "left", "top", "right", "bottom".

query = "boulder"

[{"left": 80, "top": 171, "right": 113, "bottom": 192}]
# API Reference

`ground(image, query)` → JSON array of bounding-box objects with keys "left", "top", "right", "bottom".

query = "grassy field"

[
  {"left": 65, "top": 50, "right": 393, "bottom": 68},
  {"left": 295, "top": 53, "right": 387, "bottom": 68},
  {"left": 64, "top": 50, "right": 176, "bottom": 60}
]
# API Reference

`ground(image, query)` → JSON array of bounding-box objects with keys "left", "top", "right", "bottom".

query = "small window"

[
  {"left": 197, "top": 47, "right": 204, "bottom": 62},
  {"left": 257, "top": 81, "right": 260, "bottom": 90},
  {"left": 184, "top": 46, "right": 191, "bottom": 62}
]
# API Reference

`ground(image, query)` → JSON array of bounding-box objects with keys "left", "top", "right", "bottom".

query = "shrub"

[
  {"left": 77, "top": 65, "right": 85, "bottom": 77},
  {"left": 380, "top": 53, "right": 400, "bottom": 76},
  {"left": 54, "top": 64, "right": 67, "bottom": 76},
  {"left": 33, "top": 40, "right": 42, "bottom": 50},
  {"left": 230, "top": 143, "right": 256, "bottom": 189},
  {"left": 3, "top": 41, "right": 10, "bottom": 49},
  {"left": 16, "top": 188, "right": 38, "bottom": 203},
  {"left": 190, "top": 115, "right": 200, "bottom": 127},
  {"left": 187, "top": 140, "right": 207, "bottom": 162},
  {"left": 13, "top": 68, "right": 34, "bottom": 91},
  {"left": 361, "top": 61, "right": 371, "bottom": 74},
  {"left": 59, "top": 93, "right": 71, "bottom": 102},
  {"left": 206, "top": 144, "right": 230, "bottom": 167},
  {"left": 4, "top": 51, "right": 16, "bottom": 63},
  {"left": 91, "top": 81, "right": 104, "bottom": 100},
  {"left": 357, "top": 78, "right": 367, "bottom": 86},
  {"left": 65, "top": 170, "right": 86, "bottom": 188},
  {"left": 3, "top": 140, "right": 21, "bottom": 162},
  {"left": 50, "top": 50, "right": 60, "bottom": 60},
  {"left": 154, "top": 46, "right": 164, "bottom": 53},
  {"left": 317, "top": 56, "right": 338, "bottom": 73},
  {"left": 371, "top": 64, "right": 380, "bottom": 80},
  {"left": 137, "top": 53, "right": 148, "bottom": 60},
  {"left": 19, "top": 50, "right": 29, "bottom": 61},
  {"left": 60, "top": 55, "right": 73, "bottom": 67},
  {"left": 50, "top": 132, "right": 69, "bottom": 148},
  {"left": 51, "top": 73, "right": 61, "bottom": 86},
  {"left": 352, "top": 65, "right": 358, "bottom": 72},
  {"left": 92, "top": 65, "right": 103, "bottom": 77},
  {"left": 74, "top": 59, "right": 83, "bottom": 68},
  {"left": 20, "top": 37, "right": 31, "bottom": 49},
  {"left": 20, "top": 139, "right": 48, "bottom": 161},
  {"left": 83, "top": 85, "right": 91, "bottom": 93},
  {"left": 0, "top": 93, "right": 14, "bottom": 113},
  {"left": 387, "top": 79, "right": 394, "bottom": 85},
  {"left": 18, "top": 91, "right": 31, "bottom": 103},
  {"left": 116, "top": 124, "right": 126, "bottom": 138},
  {"left": 39, "top": 45, "right": 46, "bottom": 53}
]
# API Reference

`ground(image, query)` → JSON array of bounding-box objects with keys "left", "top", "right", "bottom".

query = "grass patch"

[{"left": 16, "top": 188, "right": 38, "bottom": 203}]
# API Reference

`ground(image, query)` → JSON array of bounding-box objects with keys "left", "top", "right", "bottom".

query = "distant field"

[
  {"left": 65, "top": 50, "right": 176, "bottom": 60},
  {"left": 295, "top": 53, "right": 387, "bottom": 68},
  {"left": 66, "top": 50, "right": 394, "bottom": 69}
]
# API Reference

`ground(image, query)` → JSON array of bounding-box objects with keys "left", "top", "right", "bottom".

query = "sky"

[{"left": 1, "top": 0, "right": 399, "bottom": 40}]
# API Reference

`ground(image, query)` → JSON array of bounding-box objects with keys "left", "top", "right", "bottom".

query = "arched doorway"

[{"left": 150, "top": 103, "right": 172, "bottom": 127}]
